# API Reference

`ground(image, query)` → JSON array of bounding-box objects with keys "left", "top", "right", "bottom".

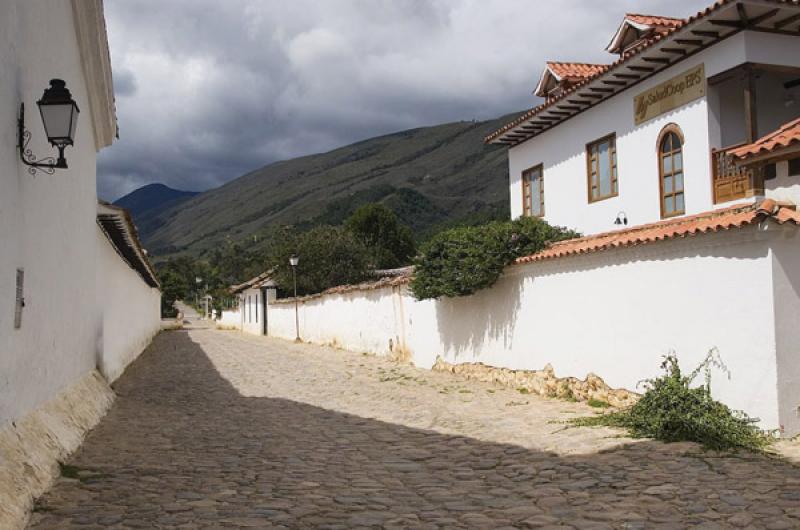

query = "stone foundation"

[
  {"left": 0, "top": 371, "right": 114, "bottom": 530},
  {"left": 432, "top": 357, "right": 639, "bottom": 408}
]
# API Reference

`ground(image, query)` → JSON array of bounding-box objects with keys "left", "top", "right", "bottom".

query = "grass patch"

[
  {"left": 571, "top": 351, "right": 773, "bottom": 452},
  {"left": 517, "top": 387, "right": 530, "bottom": 394},
  {"left": 588, "top": 398, "right": 611, "bottom": 409}
]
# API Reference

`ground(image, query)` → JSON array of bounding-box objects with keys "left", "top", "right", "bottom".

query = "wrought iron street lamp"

[
  {"left": 289, "top": 255, "right": 300, "bottom": 342},
  {"left": 18, "top": 79, "right": 80, "bottom": 174}
]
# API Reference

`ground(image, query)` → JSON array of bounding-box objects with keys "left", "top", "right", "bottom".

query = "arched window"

[{"left": 658, "top": 126, "right": 685, "bottom": 218}]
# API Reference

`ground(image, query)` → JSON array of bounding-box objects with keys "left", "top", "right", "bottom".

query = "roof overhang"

[
  {"left": 71, "top": 0, "right": 117, "bottom": 150},
  {"left": 97, "top": 202, "right": 160, "bottom": 289},
  {"left": 606, "top": 18, "right": 654, "bottom": 54},
  {"left": 534, "top": 67, "right": 560, "bottom": 98},
  {"left": 230, "top": 271, "right": 277, "bottom": 294},
  {"left": 487, "top": 0, "right": 800, "bottom": 147}
]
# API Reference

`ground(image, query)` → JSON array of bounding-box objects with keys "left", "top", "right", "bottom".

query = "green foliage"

[
  {"left": 410, "top": 216, "right": 578, "bottom": 299},
  {"left": 265, "top": 226, "right": 372, "bottom": 296},
  {"left": 572, "top": 351, "right": 773, "bottom": 452},
  {"left": 587, "top": 398, "right": 611, "bottom": 409},
  {"left": 345, "top": 203, "right": 416, "bottom": 268}
]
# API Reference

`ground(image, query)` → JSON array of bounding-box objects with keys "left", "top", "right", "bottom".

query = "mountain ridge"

[{"left": 131, "top": 112, "right": 519, "bottom": 260}]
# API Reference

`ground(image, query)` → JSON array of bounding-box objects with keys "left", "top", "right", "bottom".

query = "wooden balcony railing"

[{"left": 712, "top": 145, "right": 764, "bottom": 204}]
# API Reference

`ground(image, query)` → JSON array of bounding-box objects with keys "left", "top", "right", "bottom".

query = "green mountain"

[{"left": 137, "top": 113, "right": 517, "bottom": 260}]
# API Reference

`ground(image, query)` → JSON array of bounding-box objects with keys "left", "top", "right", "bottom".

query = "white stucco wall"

[
  {"left": 0, "top": 1, "right": 105, "bottom": 425},
  {"left": 268, "top": 227, "right": 799, "bottom": 435},
  {"left": 218, "top": 309, "right": 242, "bottom": 329},
  {"left": 240, "top": 288, "right": 264, "bottom": 335},
  {"left": 95, "top": 228, "right": 161, "bottom": 383},
  {"left": 507, "top": 32, "right": 800, "bottom": 236}
]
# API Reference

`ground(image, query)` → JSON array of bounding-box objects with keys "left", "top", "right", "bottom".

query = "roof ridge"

[{"left": 624, "top": 12, "right": 685, "bottom": 21}]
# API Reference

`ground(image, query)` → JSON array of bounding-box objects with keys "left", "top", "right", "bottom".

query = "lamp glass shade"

[
  {"left": 289, "top": 256, "right": 299, "bottom": 267},
  {"left": 36, "top": 79, "right": 79, "bottom": 147}
]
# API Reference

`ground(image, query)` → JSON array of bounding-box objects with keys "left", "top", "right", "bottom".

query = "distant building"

[
  {"left": 487, "top": 2, "right": 800, "bottom": 234},
  {"left": 227, "top": 271, "right": 277, "bottom": 336}
]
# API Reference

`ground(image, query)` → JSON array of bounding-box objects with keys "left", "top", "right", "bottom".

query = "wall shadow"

[
  {"left": 434, "top": 273, "right": 523, "bottom": 360},
  {"left": 29, "top": 330, "right": 800, "bottom": 529}
]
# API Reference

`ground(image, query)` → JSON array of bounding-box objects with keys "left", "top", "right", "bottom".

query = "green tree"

[
  {"left": 410, "top": 216, "right": 578, "bottom": 300},
  {"left": 266, "top": 226, "right": 372, "bottom": 296},
  {"left": 345, "top": 203, "right": 416, "bottom": 268}
]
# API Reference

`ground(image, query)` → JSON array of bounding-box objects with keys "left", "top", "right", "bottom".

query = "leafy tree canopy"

[
  {"left": 410, "top": 216, "right": 578, "bottom": 300},
  {"left": 265, "top": 226, "right": 372, "bottom": 297},
  {"left": 345, "top": 203, "right": 416, "bottom": 269}
]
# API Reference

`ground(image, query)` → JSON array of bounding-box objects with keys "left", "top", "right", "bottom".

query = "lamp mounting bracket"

[{"left": 17, "top": 103, "right": 65, "bottom": 175}]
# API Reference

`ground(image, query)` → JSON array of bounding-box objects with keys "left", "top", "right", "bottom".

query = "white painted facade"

[
  {"left": 266, "top": 225, "right": 800, "bottom": 437},
  {"left": 0, "top": 0, "right": 160, "bottom": 424},
  {"left": 95, "top": 226, "right": 161, "bottom": 383},
  {"left": 506, "top": 31, "right": 800, "bottom": 235}
]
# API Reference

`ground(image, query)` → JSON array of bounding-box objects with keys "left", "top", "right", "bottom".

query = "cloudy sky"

[{"left": 98, "top": 0, "right": 711, "bottom": 201}]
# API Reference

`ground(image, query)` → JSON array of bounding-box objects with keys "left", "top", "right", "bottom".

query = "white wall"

[
  {"left": 95, "top": 228, "right": 161, "bottom": 383},
  {"left": 507, "top": 32, "right": 800, "bottom": 236},
  {"left": 0, "top": 1, "right": 104, "bottom": 425},
  {"left": 268, "top": 227, "right": 799, "bottom": 435},
  {"left": 241, "top": 288, "right": 262, "bottom": 335},
  {"left": 218, "top": 309, "right": 242, "bottom": 329}
]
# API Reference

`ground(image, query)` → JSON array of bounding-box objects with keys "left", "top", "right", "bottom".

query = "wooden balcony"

[{"left": 712, "top": 145, "right": 764, "bottom": 204}]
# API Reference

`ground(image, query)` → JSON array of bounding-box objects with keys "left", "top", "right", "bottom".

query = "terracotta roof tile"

[
  {"left": 625, "top": 13, "right": 685, "bottom": 29},
  {"left": 728, "top": 117, "right": 800, "bottom": 161},
  {"left": 515, "top": 199, "right": 800, "bottom": 264},
  {"left": 546, "top": 62, "right": 608, "bottom": 81},
  {"left": 486, "top": 0, "right": 800, "bottom": 145},
  {"left": 271, "top": 270, "right": 412, "bottom": 305}
]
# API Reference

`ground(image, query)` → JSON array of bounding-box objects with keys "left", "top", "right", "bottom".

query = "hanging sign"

[{"left": 634, "top": 64, "right": 705, "bottom": 125}]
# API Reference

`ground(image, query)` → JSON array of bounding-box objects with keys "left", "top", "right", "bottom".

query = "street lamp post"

[{"left": 289, "top": 255, "right": 300, "bottom": 342}]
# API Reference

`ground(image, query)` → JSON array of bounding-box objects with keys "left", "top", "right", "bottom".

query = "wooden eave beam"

[
  {"left": 601, "top": 79, "right": 628, "bottom": 86},
  {"left": 675, "top": 38, "right": 703, "bottom": 46},
  {"left": 661, "top": 47, "right": 688, "bottom": 55},
  {"left": 774, "top": 13, "right": 800, "bottom": 29},
  {"left": 556, "top": 105, "right": 582, "bottom": 111},
  {"left": 709, "top": 19, "right": 745, "bottom": 28},
  {"left": 642, "top": 56, "right": 671, "bottom": 64},
  {"left": 692, "top": 29, "right": 720, "bottom": 38},
  {"left": 749, "top": 8, "right": 779, "bottom": 26},
  {"left": 627, "top": 65, "right": 655, "bottom": 72},
  {"left": 613, "top": 73, "right": 640, "bottom": 79},
  {"left": 588, "top": 86, "right": 615, "bottom": 93}
]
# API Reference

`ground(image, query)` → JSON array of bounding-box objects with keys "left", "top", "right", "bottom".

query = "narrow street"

[{"left": 29, "top": 328, "right": 800, "bottom": 529}]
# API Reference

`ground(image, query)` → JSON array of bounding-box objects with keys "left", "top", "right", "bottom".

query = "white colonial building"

[
  {"left": 1, "top": 2, "right": 161, "bottom": 527},
  {"left": 487, "top": 1, "right": 800, "bottom": 234}
]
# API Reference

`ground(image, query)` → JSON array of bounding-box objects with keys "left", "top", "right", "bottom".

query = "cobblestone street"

[{"left": 29, "top": 328, "right": 800, "bottom": 529}]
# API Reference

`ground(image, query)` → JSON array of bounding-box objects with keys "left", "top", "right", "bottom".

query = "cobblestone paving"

[{"left": 29, "top": 329, "right": 800, "bottom": 529}]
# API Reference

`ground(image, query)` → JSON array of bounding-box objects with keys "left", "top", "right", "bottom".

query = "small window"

[
  {"left": 789, "top": 157, "right": 800, "bottom": 176},
  {"left": 522, "top": 165, "right": 544, "bottom": 217},
  {"left": 587, "top": 134, "right": 618, "bottom": 202},
  {"left": 658, "top": 127, "right": 685, "bottom": 218},
  {"left": 255, "top": 294, "right": 259, "bottom": 322},
  {"left": 248, "top": 295, "right": 251, "bottom": 323},
  {"left": 14, "top": 269, "right": 24, "bottom": 329}
]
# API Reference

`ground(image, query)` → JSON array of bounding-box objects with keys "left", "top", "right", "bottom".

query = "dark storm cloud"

[{"left": 98, "top": 0, "right": 713, "bottom": 201}]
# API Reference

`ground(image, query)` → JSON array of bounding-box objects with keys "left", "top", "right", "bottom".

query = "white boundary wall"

[
  {"left": 268, "top": 226, "right": 800, "bottom": 436},
  {"left": 95, "top": 227, "right": 161, "bottom": 383}
]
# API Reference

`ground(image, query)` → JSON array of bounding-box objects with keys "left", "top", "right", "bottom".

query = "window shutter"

[{"left": 14, "top": 269, "right": 24, "bottom": 329}]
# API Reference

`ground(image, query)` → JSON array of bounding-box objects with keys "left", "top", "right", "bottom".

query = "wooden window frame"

[
  {"left": 657, "top": 124, "right": 686, "bottom": 219},
  {"left": 521, "top": 164, "right": 545, "bottom": 217},
  {"left": 586, "top": 133, "right": 618, "bottom": 203}
]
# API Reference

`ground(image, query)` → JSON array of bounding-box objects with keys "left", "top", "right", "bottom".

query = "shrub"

[
  {"left": 572, "top": 350, "right": 772, "bottom": 452},
  {"left": 410, "top": 216, "right": 578, "bottom": 299}
]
